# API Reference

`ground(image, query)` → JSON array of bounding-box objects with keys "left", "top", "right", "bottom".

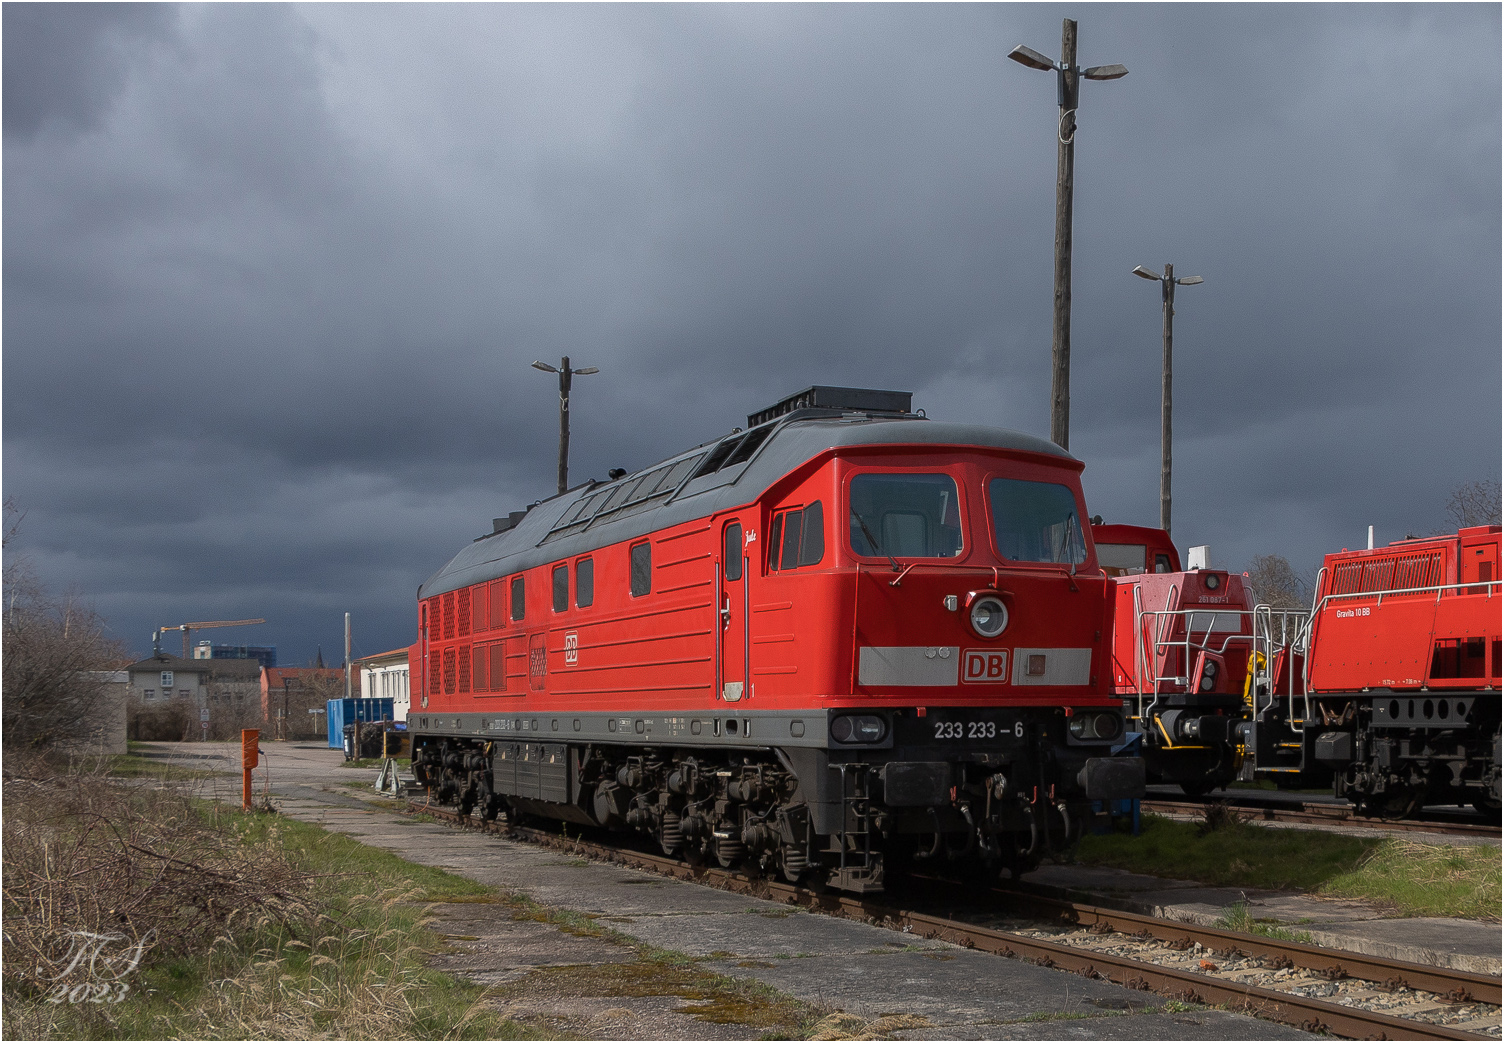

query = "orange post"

[{"left": 241, "top": 729, "right": 260, "bottom": 810}]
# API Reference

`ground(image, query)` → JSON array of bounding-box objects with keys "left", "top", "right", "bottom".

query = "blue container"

[{"left": 326, "top": 698, "right": 395, "bottom": 749}]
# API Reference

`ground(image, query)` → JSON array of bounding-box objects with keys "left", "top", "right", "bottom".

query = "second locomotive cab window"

[
  {"left": 510, "top": 575, "right": 526, "bottom": 620},
  {"left": 988, "top": 478, "right": 1086, "bottom": 564},
  {"left": 552, "top": 565, "right": 568, "bottom": 612},
  {"left": 767, "top": 502, "right": 824, "bottom": 571},
  {"left": 849, "top": 474, "right": 962, "bottom": 559},
  {"left": 630, "top": 541, "right": 652, "bottom": 596},
  {"left": 576, "top": 558, "right": 594, "bottom": 608}
]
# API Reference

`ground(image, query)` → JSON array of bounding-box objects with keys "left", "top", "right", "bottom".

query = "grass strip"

[
  {"left": 1321, "top": 838, "right": 1502, "bottom": 919},
  {"left": 1072, "top": 813, "right": 1501, "bottom": 919}
]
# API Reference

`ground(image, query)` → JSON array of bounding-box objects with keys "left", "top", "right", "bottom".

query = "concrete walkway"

[{"left": 139, "top": 740, "right": 1486, "bottom": 1038}]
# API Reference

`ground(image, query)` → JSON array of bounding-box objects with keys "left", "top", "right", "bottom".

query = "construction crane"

[{"left": 152, "top": 619, "right": 266, "bottom": 658}]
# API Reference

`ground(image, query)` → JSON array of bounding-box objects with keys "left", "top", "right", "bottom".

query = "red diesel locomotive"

[
  {"left": 408, "top": 387, "right": 1144, "bottom": 891},
  {"left": 1250, "top": 526, "right": 1502, "bottom": 815}
]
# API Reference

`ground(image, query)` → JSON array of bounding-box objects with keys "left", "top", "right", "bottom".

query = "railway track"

[
  {"left": 403, "top": 798, "right": 1499, "bottom": 1040},
  {"left": 1141, "top": 796, "right": 1503, "bottom": 840}
]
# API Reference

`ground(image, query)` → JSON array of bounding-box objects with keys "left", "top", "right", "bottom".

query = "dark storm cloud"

[
  {"left": 3, "top": 3, "right": 179, "bottom": 141},
  {"left": 4, "top": 4, "right": 1499, "bottom": 664}
]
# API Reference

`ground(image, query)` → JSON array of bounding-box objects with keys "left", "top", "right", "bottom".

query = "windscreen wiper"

[{"left": 853, "top": 513, "right": 901, "bottom": 573}]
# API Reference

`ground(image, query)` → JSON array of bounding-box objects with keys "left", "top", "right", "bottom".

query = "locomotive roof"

[{"left": 418, "top": 413, "right": 1074, "bottom": 599}]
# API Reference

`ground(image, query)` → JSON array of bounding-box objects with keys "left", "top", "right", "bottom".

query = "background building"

[
  {"left": 193, "top": 641, "right": 278, "bottom": 668},
  {"left": 356, "top": 648, "right": 411, "bottom": 723}
]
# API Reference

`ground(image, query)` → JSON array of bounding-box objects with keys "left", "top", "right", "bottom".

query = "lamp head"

[
  {"left": 1082, "top": 64, "right": 1129, "bottom": 80},
  {"left": 573, "top": 366, "right": 600, "bottom": 375},
  {"left": 531, "top": 361, "right": 558, "bottom": 373},
  {"left": 1007, "top": 45, "right": 1057, "bottom": 72},
  {"left": 1175, "top": 276, "right": 1204, "bottom": 286},
  {"left": 1132, "top": 265, "right": 1162, "bottom": 281}
]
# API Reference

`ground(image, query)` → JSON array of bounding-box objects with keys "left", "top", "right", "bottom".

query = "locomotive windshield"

[
  {"left": 988, "top": 478, "right": 1087, "bottom": 565},
  {"left": 848, "top": 473, "right": 963, "bottom": 558}
]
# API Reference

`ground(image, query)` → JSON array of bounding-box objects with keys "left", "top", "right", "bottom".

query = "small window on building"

[
  {"left": 144, "top": 688, "right": 156, "bottom": 700},
  {"left": 576, "top": 558, "right": 594, "bottom": 608},
  {"left": 553, "top": 565, "right": 568, "bottom": 612},
  {"left": 630, "top": 542, "right": 652, "bottom": 597},
  {"left": 161, "top": 671, "right": 174, "bottom": 688},
  {"left": 511, "top": 576, "right": 525, "bottom": 620}
]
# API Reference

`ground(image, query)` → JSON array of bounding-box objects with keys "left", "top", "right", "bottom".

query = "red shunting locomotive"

[
  {"left": 1095, "top": 523, "right": 1261, "bottom": 796},
  {"left": 409, "top": 387, "right": 1145, "bottom": 891},
  {"left": 1251, "top": 526, "right": 1502, "bottom": 815}
]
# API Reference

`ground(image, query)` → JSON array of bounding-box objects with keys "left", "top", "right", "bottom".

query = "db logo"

[
  {"left": 564, "top": 632, "right": 579, "bottom": 666},
  {"left": 963, "top": 649, "right": 1009, "bottom": 683}
]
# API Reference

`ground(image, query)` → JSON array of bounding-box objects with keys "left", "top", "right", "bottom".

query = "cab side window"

[
  {"left": 768, "top": 501, "right": 824, "bottom": 571},
  {"left": 552, "top": 565, "right": 568, "bottom": 612},
  {"left": 576, "top": 558, "right": 594, "bottom": 607},
  {"left": 630, "top": 542, "right": 651, "bottom": 596},
  {"left": 510, "top": 575, "right": 526, "bottom": 620}
]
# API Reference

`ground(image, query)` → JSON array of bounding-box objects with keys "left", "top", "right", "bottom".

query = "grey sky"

[{"left": 5, "top": 3, "right": 1499, "bottom": 665}]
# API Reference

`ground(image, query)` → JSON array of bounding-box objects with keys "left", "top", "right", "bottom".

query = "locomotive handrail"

[
  {"left": 1250, "top": 604, "right": 1313, "bottom": 735},
  {"left": 1131, "top": 600, "right": 1258, "bottom": 724}
]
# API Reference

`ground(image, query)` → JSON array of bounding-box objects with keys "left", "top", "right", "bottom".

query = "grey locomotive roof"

[{"left": 418, "top": 413, "right": 1074, "bottom": 600}]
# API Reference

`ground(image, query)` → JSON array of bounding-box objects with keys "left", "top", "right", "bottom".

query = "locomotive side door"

[{"left": 719, "top": 519, "right": 750, "bottom": 702}]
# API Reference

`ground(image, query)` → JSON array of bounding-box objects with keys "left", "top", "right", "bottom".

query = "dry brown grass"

[
  {"left": 2, "top": 757, "right": 534, "bottom": 1039},
  {"left": 2, "top": 755, "right": 314, "bottom": 989}
]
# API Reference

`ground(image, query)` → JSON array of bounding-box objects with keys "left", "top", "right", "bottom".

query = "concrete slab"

[{"left": 614, "top": 909, "right": 953, "bottom": 959}]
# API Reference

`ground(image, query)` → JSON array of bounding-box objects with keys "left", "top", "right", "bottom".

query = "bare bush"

[
  {"left": 1243, "top": 553, "right": 1313, "bottom": 609},
  {"left": 1445, "top": 479, "right": 1502, "bottom": 530},
  {"left": 1, "top": 763, "right": 315, "bottom": 991},
  {"left": 2, "top": 502, "right": 128, "bottom": 750}
]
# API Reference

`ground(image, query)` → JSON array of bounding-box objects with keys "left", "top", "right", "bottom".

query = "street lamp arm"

[
  {"left": 1132, "top": 265, "right": 1163, "bottom": 281},
  {"left": 1175, "top": 276, "right": 1204, "bottom": 286},
  {"left": 531, "top": 360, "right": 558, "bottom": 373}
]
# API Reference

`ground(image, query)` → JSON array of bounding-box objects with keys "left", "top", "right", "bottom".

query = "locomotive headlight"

[
  {"left": 1204, "top": 573, "right": 1221, "bottom": 590},
  {"left": 1069, "top": 712, "right": 1123, "bottom": 741},
  {"left": 968, "top": 595, "right": 1009, "bottom": 639},
  {"left": 830, "top": 714, "right": 887, "bottom": 744},
  {"left": 1199, "top": 660, "right": 1218, "bottom": 692}
]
